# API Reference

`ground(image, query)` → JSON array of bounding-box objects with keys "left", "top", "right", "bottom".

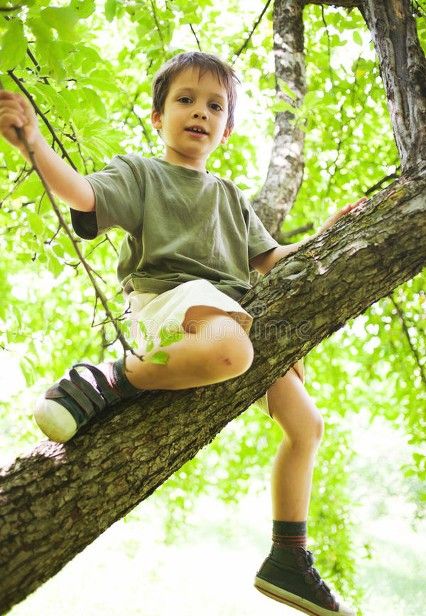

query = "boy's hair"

[{"left": 152, "top": 52, "right": 240, "bottom": 131}]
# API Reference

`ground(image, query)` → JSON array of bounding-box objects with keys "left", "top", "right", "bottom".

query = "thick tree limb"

[
  {"left": 252, "top": 0, "right": 306, "bottom": 238},
  {"left": 1, "top": 166, "right": 425, "bottom": 613},
  {"left": 305, "top": 0, "right": 361, "bottom": 7},
  {"left": 359, "top": 0, "right": 426, "bottom": 170}
]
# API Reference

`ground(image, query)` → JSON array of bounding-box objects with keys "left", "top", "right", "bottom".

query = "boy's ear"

[
  {"left": 221, "top": 126, "right": 232, "bottom": 144},
  {"left": 151, "top": 109, "right": 162, "bottom": 129}
]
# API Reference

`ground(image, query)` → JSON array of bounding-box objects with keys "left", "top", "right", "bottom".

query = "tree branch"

[
  {"left": 8, "top": 71, "right": 77, "bottom": 170},
  {"left": 189, "top": 23, "right": 202, "bottom": 51},
  {"left": 359, "top": 0, "right": 426, "bottom": 170},
  {"left": 232, "top": 0, "right": 273, "bottom": 59},
  {"left": 0, "top": 80, "right": 137, "bottom": 359},
  {"left": 1, "top": 167, "right": 425, "bottom": 613},
  {"left": 305, "top": 1, "right": 361, "bottom": 7},
  {"left": 252, "top": 0, "right": 306, "bottom": 239}
]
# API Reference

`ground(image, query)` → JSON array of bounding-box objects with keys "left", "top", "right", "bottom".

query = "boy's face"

[{"left": 151, "top": 67, "right": 232, "bottom": 171}]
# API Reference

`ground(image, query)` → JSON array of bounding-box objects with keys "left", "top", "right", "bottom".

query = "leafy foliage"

[{"left": 0, "top": 1, "right": 424, "bottom": 611}]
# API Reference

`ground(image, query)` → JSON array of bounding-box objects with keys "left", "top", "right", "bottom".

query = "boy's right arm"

[{"left": 0, "top": 91, "right": 94, "bottom": 213}]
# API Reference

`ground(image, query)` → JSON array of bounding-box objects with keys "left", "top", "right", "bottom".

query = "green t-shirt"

[{"left": 71, "top": 155, "right": 278, "bottom": 301}]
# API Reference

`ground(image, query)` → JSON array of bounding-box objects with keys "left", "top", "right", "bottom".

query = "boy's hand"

[
  {"left": 0, "top": 91, "right": 41, "bottom": 149},
  {"left": 320, "top": 197, "right": 368, "bottom": 233}
]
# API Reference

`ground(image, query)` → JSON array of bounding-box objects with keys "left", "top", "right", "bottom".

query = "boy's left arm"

[{"left": 250, "top": 197, "right": 367, "bottom": 275}]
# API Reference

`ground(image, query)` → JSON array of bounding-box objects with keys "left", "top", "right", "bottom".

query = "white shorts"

[{"left": 126, "top": 279, "right": 304, "bottom": 416}]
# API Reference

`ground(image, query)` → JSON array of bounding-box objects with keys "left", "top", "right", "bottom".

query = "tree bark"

[
  {"left": 1, "top": 165, "right": 425, "bottom": 613},
  {"left": 252, "top": 0, "right": 306, "bottom": 239},
  {"left": 305, "top": 0, "right": 426, "bottom": 171},
  {"left": 359, "top": 0, "right": 426, "bottom": 171},
  {"left": 306, "top": 0, "right": 361, "bottom": 7}
]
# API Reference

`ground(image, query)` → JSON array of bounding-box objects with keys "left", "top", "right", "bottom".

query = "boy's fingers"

[
  {"left": 0, "top": 108, "right": 25, "bottom": 127},
  {"left": 349, "top": 197, "right": 367, "bottom": 209},
  {"left": 0, "top": 91, "right": 20, "bottom": 102}
]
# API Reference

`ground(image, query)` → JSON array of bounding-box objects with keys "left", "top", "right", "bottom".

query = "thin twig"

[
  {"left": 105, "top": 234, "right": 119, "bottom": 257},
  {"left": 8, "top": 70, "right": 77, "bottom": 169},
  {"left": 26, "top": 48, "right": 49, "bottom": 85},
  {"left": 149, "top": 0, "right": 165, "bottom": 52},
  {"left": 389, "top": 294, "right": 426, "bottom": 388},
  {"left": 0, "top": 78, "right": 139, "bottom": 359},
  {"left": 123, "top": 89, "right": 141, "bottom": 125},
  {"left": 320, "top": 6, "right": 335, "bottom": 87},
  {"left": 189, "top": 23, "right": 202, "bottom": 51},
  {"left": 280, "top": 223, "right": 315, "bottom": 242},
  {"left": 365, "top": 167, "right": 400, "bottom": 195},
  {"left": 0, "top": 165, "right": 32, "bottom": 208},
  {"left": 232, "top": 0, "right": 273, "bottom": 60}
]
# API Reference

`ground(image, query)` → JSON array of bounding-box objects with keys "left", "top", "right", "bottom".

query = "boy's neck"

[{"left": 162, "top": 148, "right": 208, "bottom": 173}]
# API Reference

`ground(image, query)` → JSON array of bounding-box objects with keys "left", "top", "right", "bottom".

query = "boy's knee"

[
  {"left": 206, "top": 334, "right": 254, "bottom": 379},
  {"left": 292, "top": 411, "right": 324, "bottom": 450},
  {"left": 313, "top": 412, "right": 324, "bottom": 443}
]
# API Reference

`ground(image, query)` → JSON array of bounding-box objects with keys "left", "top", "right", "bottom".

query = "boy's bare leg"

[
  {"left": 255, "top": 372, "right": 355, "bottom": 615},
  {"left": 267, "top": 368, "right": 323, "bottom": 521},
  {"left": 124, "top": 308, "right": 254, "bottom": 391},
  {"left": 35, "top": 307, "right": 254, "bottom": 443}
]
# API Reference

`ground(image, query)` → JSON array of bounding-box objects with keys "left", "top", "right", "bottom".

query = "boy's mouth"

[{"left": 185, "top": 125, "right": 209, "bottom": 135}]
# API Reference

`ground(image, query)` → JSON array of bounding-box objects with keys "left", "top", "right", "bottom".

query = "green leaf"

[
  {"left": 70, "top": 0, "right": 96, "bottom": 19},
  {"left": 26, "top": 211, "right": 45, "bottom": 236},
  {"left": 12, "top": 172, "right": 42, "bottom": 200},
  {"left": 79, "top": 70, "right": 121, "bottom": 93},
  {"left": 0, "top": 18, "right": 27, "bottom": 70},
  {"left": 353, "top": 30, "right": 363, "bottom": 46},
  {"left": 138, "top": 320, "right": 148, "bottom": 339},
  {"left": 271, "top": 99, "right": 297, "bottom": 114},
  {"left": 69, "top": 44, "right": 103, "bottom": 72},
  {"left": 147, "top": 350, "right": 170, "bottom": 365},
  {"left": 31, "top": 83, "right": 72, "bottom": 122},
  {"left": 145, "top": 339, "right": 154, "bottom": 353},
  {"left": 19, "top": 355, "right": 37, "bottom": 387},
  {"left": 27, "top": 16, "right": 52, "bottom": 43},
  {"left": 41, "top": 6, "right": 79, "bottom": 41},
  {"left": 81, "top": 86, "right": 107, "bottom": 118},
  {"left": 47, "top": 251, "right": 62, "bottom": 277},
  {"left": 57, "top": 235, "right": 77, "bottom": 258},
  {"left": 277, "top": 78, "right": 297, "bottom": 101},
  {"left": 158, "top": 326, "right": 184, "bottom": 348},
  {"left": 105, "top": 0, "right": 117, "bottom": 21},
  {"left": 33, "top": 39, "right": 67, "bottom": 81}
]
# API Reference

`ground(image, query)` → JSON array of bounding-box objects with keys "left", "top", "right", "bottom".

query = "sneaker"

[
  {"left": 254, "top": 546, "right": 355, "bottom": 616},
  {"left": 34, "top": 362, "right": 133, "bottom": 443}
]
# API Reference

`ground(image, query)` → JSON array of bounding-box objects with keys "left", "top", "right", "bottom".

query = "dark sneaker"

[
  {"left": 34, "top": 362, "right": 136, "bottom": 443},
  {"left": 254, "top": 546, "right": 355, "bottom": 616}
]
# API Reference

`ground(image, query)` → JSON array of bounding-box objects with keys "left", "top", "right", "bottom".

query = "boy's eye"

[
  {"left": 210, "top": 103, "right": 223, "bottom": 111},
  {"left": 178, "top": 97, "right": 192, "bottom": 104}
]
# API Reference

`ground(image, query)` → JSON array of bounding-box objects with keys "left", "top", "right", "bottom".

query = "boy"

[{"left": 0, "top": 52, "right": 365, "bottom": 615}]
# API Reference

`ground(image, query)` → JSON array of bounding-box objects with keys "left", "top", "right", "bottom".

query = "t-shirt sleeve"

[
  {"left": 240, "top": 191, "right": 279, "bottom": 263},
  {"left": 70, "top": 155, "right": 144, "bottom": 240}
]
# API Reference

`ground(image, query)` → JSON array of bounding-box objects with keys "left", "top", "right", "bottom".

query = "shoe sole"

[
  {"left": 254, "top": 576, "right": 342, "bottom": 616},
  {"left": 34, "top": 396, "right": 78, "bottom": 443}
]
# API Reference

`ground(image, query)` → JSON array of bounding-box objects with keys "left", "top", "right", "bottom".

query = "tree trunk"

[
  {"left": 253, "top": 0, "right": 306, "bottom": 239},
  {"left": 359, "top": 0, "right": 426, "bottom": 170}
]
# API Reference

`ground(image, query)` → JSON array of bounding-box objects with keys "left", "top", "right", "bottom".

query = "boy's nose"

[{"left": 192, "top": 110, "right": 208, "bottom": 120}]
